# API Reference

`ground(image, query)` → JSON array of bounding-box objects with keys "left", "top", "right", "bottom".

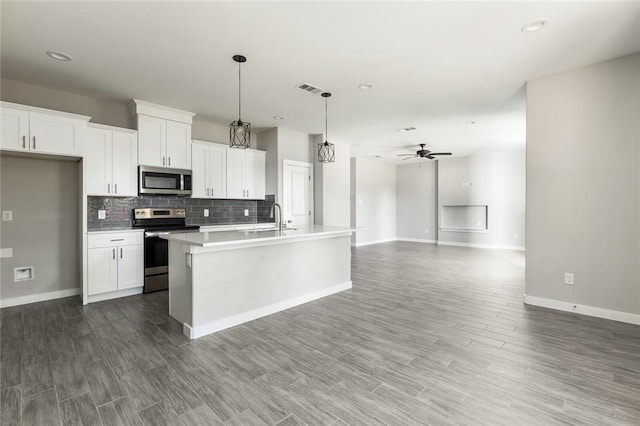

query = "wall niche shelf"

[{"left": 440, "top": 205, "right": 488, "bottom": 232}]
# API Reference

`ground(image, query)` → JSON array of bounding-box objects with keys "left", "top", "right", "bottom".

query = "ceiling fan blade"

[
  {"left": 402, "top": 156, "right": 415, "bottom": 160},
  {"left": 429, "top": 152, "right": 452, "bottom": 156},
  {"left": 426, "top": 155, "right": 435, "bottom": 159},
  {"left": 397, "top": 154, "right": 415, "bottom": 156}
]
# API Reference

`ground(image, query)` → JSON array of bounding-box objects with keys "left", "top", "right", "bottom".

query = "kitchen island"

[{"left": 163, "top": 225, "right": 355, "bottom": 339}]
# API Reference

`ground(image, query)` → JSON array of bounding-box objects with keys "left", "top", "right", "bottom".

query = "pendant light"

[
  {"left": 230, "top": 55, "right": 250, "bottom": 149},
  {"left": 318, "top": 92, "right": 335, "bottom": 163}
]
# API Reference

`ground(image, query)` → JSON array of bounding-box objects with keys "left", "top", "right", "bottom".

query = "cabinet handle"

[
  {"left": 32, "top": 136, "right": 36, "bottom": 150},
  {"left": 206, "top": 188, "right": 209, "bottom": 196},
  {"left": 114, "top": 183, "right": 118, "bottom": 194},
  {"left": 246, "top": 189, "right": 249, "bottom": 198},
  {"left": 112, "top": 248, "right": 116, "bottom": 260},
  {"left": 107, "top": 183, "right": 111, "bottom": 194},
  {"left": 22, "top": 136, "right": 26, "bottom": 149},
  {"left": 211, "top": 188, "right": 214, "bottom": 197},
  {"left": 163, "top": 157, "right": 166, "bottom": 166},
  {"left": 120, "top": 248, "right": 123, "bottom": 259},
  {"left": 110, "top": 239, "right": 124, "bottom": 242},
  {"left": 168, "top": 157, "right": 171, "bottom": 166}
]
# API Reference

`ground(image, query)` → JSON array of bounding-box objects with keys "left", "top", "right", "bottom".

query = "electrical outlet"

[
  {"left": 203, "top": 209, "right": 209, "bottom": 217},
  {"left": 98, "top": 210, "right": 106, "bottom": 220},
  {"left": 2, "top": 210, "right": 13, "bottom": 221},
  {"left": 244, "top": 209, "right": 249, "bottom": 217},
  {"left": 564, "top": 272, "right": 575, "bottom": 285}
]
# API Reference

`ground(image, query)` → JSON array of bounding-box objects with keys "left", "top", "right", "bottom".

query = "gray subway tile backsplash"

[{"left": 87, "top": 194, "right": 275, "bottom": 230}]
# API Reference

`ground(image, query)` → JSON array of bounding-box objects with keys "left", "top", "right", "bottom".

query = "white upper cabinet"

[
  {"left": 225, "top": 148, "right": 266, "bottom": 200},
  {"left": 192, "top": 140, "right": 227, "bottom": 199},
  {"left": 1, "top": 102, "right": 89, "bottom": 157},
  {"left": 130, "top": 100, "right": 195, "bottom": 170},
  {"left": 86, "top": 124, "right": 137, "bottom": 197}
]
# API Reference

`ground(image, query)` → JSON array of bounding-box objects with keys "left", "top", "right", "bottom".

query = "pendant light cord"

[
  {"left": 325, "top": 96, "right": 328, "bottom": 141},
  {"left": 238, "top": 61, "right": 242, "bottom": 120}
]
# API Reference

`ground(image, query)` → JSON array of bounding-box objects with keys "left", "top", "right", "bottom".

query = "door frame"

[{"left": 282, "top": 159, "right": 314, "bottom": 227}]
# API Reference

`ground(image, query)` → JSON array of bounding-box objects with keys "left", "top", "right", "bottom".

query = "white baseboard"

[
  {"left": 353, "top": 238, "right": 397, "bottom": 247},
  {"left": 187, "top": 281, "right": 352, "bottom": 339},
  {"left": 86, "top": 287, "right": 143, "bottom": 304},
  {"left": 524, "top": 295, "right": 640, "bottom": 325},
  {"left": 0, "top": 287, "right": 80, "bottom": 308},
  {"left": 396, "top": 238, "right": 437, "bottom": 244},
  {"left": 437, "top": 240, "right": 525, "bottom": 251}
]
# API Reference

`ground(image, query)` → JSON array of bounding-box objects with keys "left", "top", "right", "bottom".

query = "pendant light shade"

[
  {"left": 230, "top": 55, "right": 251, "bottom": 149},
  {"left": 318, "top": 92, "right": 335, "bottom": 163}
]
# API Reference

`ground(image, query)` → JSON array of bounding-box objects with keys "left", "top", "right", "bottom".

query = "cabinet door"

[
  {"left": 245, "top": 150, "right": 265, "bottom": 200},
  {"left": 191, "top": 142, "right": 209, "bottom": 198},
  {"left": 226, "top": 148, "right": 244, "bottom": 199},
  {"left": 111, "top": 130, "right": 138, "bottom": 196},
  {"left": 209, "top": 145, "right": 227, "bottom": 198},
  {"left": 85, "top": 127, "right": 113, "bottom": 196},
  {"left": 29, "top": 111, "right": 83, "bottom": 156},
  {"left": 0, "top": 107, "right": 29, "bottom": 151},
  {"left": 137, "top": 115, "right": 166, "bottom": 167},
  {"left": 165, "top": 120, "right": 191, "bottom": 169},
  {"left": 117, "top": 245, "right": 144, "bottom": 290},
  {"left": 88, "top": 247, "right": 118, "bottom": 295}
]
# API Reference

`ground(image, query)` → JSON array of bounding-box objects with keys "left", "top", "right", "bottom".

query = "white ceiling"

[{"left": 2, "top": 1, "right": 640, "bottom": 162}]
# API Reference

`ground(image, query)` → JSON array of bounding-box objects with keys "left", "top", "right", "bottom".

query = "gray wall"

[
  {"left": 314, "top": 136, "right": 351, "bottom": 227},
  {"left": 396, "top": 161, "right": 438, "bottom": 241},
  {"left": 526, "top": 53, "right": 640, "bottom": 315},
  {"left": 351, "top": 158, "right": 397, "bottom": 245},
  {"left": 1, "top": 156, "right": 80, "bottom": 301},
  {"left": 437, "top": 150, "right": 526, "bottom": 249}
]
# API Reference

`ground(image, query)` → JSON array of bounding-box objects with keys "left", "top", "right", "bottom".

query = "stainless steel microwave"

[{"left": 138, "top": 166, "right": 192, "bottom": 196}]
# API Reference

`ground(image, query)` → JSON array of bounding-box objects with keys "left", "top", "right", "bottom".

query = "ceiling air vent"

[{"left": 297, "top": 82, "right": 324, "bottom": 95}]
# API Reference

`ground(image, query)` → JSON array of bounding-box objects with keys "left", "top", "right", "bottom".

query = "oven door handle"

[{"left": 145, "top": 232, "right": 170, "bottom": 237}]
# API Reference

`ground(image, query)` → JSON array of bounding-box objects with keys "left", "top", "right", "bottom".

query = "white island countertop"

[{"left": 162, "top": 225, "right": 356, "bottom": 252}]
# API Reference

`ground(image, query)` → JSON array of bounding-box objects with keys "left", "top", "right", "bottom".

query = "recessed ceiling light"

[
  {"left": 465, "top": 120, "right": 476, "bottom": 125},
  {"left": 358, "top": 83, "right": 374, "bottom": 90},
  {"left": 273, "top": 116, "right": 285, "bottom": 120},
  {"left": 398, "top": 127, "right": 416, "bottom": 132},
  {"left": 521, "top": 18, "right": 549, "bottom": 33},
  {"left": 375, "top": 155, "right": 383, "bottom": 158},
  {"left": 46, "top": 51, "right": 73, "bottom": 61}
]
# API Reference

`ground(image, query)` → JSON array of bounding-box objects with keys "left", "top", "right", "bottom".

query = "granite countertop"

[{"left": 162, "top": 225, "right": 356, "bottom": 251}]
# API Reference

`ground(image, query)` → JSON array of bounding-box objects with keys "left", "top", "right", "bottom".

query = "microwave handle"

[{"left": 168, "top": 157, "right": 171, "bottom": 166}]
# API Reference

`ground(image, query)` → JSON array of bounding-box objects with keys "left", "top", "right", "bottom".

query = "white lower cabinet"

[{"left": 87, "top": 231, "right": 143, "bottom": 296}]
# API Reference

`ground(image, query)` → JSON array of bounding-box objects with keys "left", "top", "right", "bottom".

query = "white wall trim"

[
  {"left": 187, "top": 281, "right": 352, "bottom": 339},
  {"left": 437, "top": 240, "right": 525, "bottom": 251},
  {"left": 353, "top": 238, "right": 397, "bottom": 247},
  {"left": 0, "top": 287, "right": 80, "bottom": 308},
  {"left": 86, "top": 287, "right": 143, "bottom": 304},
  {"left": 396, "top": 238, "right": 437, "bottom": 244},
  {"left": 524, "top": 295, "right": 640, "bottom": 325}
]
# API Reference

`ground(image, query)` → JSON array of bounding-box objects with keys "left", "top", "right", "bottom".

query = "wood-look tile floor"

[{"left": 2, "top": 242, "right": 640, "bottom": 425}]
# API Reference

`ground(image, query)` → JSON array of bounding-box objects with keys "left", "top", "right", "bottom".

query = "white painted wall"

[
  {"left": 351, "top": 158, "right": 397, "bottom": 246},
  {"left": 257, "top": 127, "right": 313, "bottom": 204},
  {"left": 1, "top": 156, "right": 80, "bottom": 303},
  {"left": 396, "top": 161, "right": 438, "bottom": 242},
  {"left": 313, "top": 135, "right": 351, "bottom": 227},
  {"left": 437, "top": 150, "right": 526, "bottom": 250},
  {"left": 526, "top": 52, "right": 640, "bottom": 317}
]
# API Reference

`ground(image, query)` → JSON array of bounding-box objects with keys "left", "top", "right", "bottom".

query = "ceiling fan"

[{"left": 397, "top": 144, "right": 452, "bottom": 160}]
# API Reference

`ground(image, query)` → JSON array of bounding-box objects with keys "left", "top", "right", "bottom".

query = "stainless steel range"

[{"left": 132, "top": 208, "right": 199, "bottom": 293}]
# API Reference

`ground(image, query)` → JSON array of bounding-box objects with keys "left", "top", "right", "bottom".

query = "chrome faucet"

[{"left": 269, "top": 203, "right": 283, "bottom": 232}]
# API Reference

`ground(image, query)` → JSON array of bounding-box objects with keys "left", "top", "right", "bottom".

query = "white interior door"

[{"left": 283, "top": 160, "right": 313, "bottom": 228}]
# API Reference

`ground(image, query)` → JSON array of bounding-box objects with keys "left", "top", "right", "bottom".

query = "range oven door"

[{"left": 144, "top": 234, "right": 169, "bottom": 293}]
